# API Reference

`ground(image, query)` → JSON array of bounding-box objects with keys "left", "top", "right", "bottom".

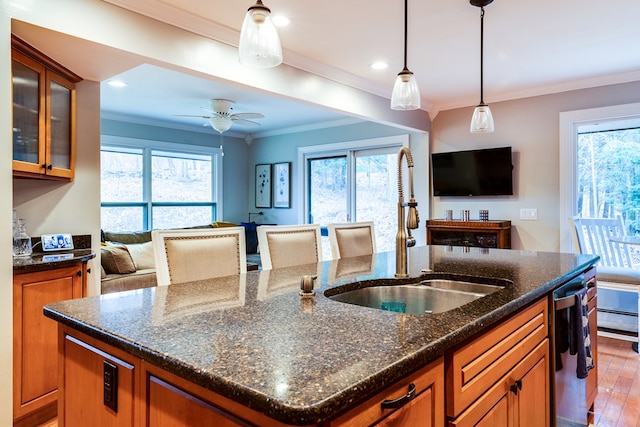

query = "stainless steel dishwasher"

[{"left": 553, "top": 275, "right": 595, "bottom": 427}]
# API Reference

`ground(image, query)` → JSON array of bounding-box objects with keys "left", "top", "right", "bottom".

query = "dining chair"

[
  {"left": 152, "top": 227, "right": 247, "bottom": 286},
  {"left": 257, "top": 224, "right": 323, "bottom": 270},
  {"left": 327, "top": 221, "right": 376, "bottom": 259},
  {"left": 570, "top": 215, "right": 640, "bottom": 350}
]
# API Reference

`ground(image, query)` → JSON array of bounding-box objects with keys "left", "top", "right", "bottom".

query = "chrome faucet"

[{"left": 396, "top": 146, "right": 420, "bottom": 278}]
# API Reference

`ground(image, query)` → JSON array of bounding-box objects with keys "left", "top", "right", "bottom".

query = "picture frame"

[
  {"left": 41, "top": 233, "right": 74, "bottom": 251},
  {"left": 255, "top": 164, "right": 272, "bottom": 208},
  {"left": 273, "top": 162, "right": 291, "bottom": 208}
]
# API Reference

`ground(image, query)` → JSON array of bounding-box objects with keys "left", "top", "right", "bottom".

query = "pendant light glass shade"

[
  {"left": 239, "top": 1, "right": 282, "bottom": 68},
  {"left": 470, "top": 104, "right": 494, "bottom": 133},
  {"left": 470, "top": 1, "right": 495, "bottom": 133},
  {"left": 390, "top": 0, "right": 420, "bottom": 111},
  {"left": 391, "top": 68, "right": 421, "bottom": 110}
]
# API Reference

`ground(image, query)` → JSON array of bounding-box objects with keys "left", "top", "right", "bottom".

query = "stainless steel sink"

[{"left": 325, "top": 278, "right": 510, "bottom": 315}]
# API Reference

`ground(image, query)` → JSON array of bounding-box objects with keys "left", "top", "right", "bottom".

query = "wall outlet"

[{"left": 520, "top": 208, "right": 538, "bottom": 220}]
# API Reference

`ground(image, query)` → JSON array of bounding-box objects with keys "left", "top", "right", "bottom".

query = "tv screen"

[{"left": 431, "top": 147, "right": 514, "bottom": 196}]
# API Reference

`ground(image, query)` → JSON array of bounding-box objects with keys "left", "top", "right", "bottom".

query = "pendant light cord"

[
  {"left": 403, "top": 0, "right": 408, "bottom": 70},
  {"left": 479, "top": 7, "right": 485, "bottom": 104}
]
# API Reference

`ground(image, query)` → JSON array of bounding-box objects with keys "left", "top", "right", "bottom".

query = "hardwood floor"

[
  {"left": 594, "top": 336, "right": 640, "bottom": 427},
  {"left": 35, "top": 336, "right": 640, "bottom": 427}
]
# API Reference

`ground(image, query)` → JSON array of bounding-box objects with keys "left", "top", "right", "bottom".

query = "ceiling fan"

[{"left": 176, "top": 98, "right": 265, "bottom": 134}]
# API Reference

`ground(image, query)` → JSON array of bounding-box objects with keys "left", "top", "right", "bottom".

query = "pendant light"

[
  {"left": 391, "top": 0, "right": 421, "bottom": 110},
  {"left": 470, "top": 0, "right": 495, "bottom": 133},
  {"left": 239, "top": 0, "right": 282, "bottom": 68}
]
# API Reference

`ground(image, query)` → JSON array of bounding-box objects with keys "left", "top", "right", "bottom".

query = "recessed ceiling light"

[
  {"left": 106, "top": 80, "right": 127, "bottom": 88},
  {"left": 272, "top": 15, "right": 290, "bottom": 27},
  {"left": 370, "top": 61, "right": 389, "bottom": 70}
]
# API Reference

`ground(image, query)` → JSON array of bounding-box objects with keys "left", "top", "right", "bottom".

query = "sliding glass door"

[{"left": 306, "top": 145, "right": 400, "bottom": 256}]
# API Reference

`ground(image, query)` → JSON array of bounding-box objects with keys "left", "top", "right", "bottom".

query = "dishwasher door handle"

[{"left": 554, "top": 280, "right": 595, "bottom": 311}]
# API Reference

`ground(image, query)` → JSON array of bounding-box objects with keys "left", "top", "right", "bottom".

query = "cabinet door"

[
  {"left": 448, "top": 379, "right": 511, "bottom": 427},
  {"left": 330, "top": 358, "right": 444, "bottom": 427},
  {"left": 474, "top": 396, "right": 509, "bottom": 427},
  {"left": 146, "top": 375, "right": 249, "bottom": 427},
  {"left": 375, "top": 387, "right": 435, "bottom": 426},
  {"left": 12, "top": 49, "right": 46, "bottom": 174},
  {"left": 513, "top": 348, "right": 549, "bottom": 427},
  {"left": 11, "top": 40, "right": 77, "bottom": 180},
  {"left": 450, "top": 339, "right": 549, "bottom": 427},
  {"left": 61, "top": 334, "right": 136, "bottom": 427},
  {"left": 46, "top": 71, "right": 75, "bottom": 179},
  {"left": 13, "top": 264, "right": 83, "bottom": 420}
]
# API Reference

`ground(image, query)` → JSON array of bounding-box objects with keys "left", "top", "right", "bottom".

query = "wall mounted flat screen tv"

[{"left": 431, "top": 146, "right": 514, "bottom": 196}]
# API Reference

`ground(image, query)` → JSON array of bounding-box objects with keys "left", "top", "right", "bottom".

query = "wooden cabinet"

[
  {"left": 58, "top": 327, "right": 444, "bottom": 427},
  {"left": 13, "top": 263, "right": 85, "bottom": 425},
  {"left": 446, "top": 297, "right": 549, "bottom": 426},
  {"left": 11, "top": 35, "right": 81, "bottom": 181},
  {"left": 426, "top": 220, "right": 511, "bottom": 249},
  {"left": 59, "top": 333, "right": 137, "bottom": 427},
  {"left": 329, "top": 357, "right": 444, "bottom": 427}
]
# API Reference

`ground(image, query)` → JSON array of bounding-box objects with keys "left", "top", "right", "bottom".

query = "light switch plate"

[{"left": 520, "top": 208, "right": 538, "bottom": 220}]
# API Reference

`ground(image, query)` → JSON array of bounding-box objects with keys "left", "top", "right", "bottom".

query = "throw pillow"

[
  {"left": 126, "top": 241, "right": 155, "bottom": 270},
  {"left": 101, "top": 244, "right": 136, "bottom": 274}
]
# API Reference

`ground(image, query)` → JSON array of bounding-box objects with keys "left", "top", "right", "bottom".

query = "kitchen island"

[{"left": 44, "top": 245, "right": 599, "bottom": 426}]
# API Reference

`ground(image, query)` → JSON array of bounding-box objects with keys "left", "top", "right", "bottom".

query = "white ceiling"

[{"left": 24, "top": 0, "right": 640, "bottom": 137}]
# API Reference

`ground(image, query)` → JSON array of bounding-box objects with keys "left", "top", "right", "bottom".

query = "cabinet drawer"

[
  {"left": 330, "top": 357, "right": 444, "bottom": 427},
  {"left": 446, "top": 297, "right": 548, "bottom": 417}
]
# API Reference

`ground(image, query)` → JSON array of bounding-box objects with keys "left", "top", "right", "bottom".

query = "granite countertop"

[
  {"left": 44, "top": 245, "right": 598, "bottom": 425},
  {"left": 13, "top": 249, "right": 95, "bottom": 273},
  {"left": 13, "top": 233, "right": 95, "bottom": 273}
]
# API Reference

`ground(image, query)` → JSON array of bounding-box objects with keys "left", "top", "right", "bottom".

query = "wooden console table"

[{"left": 426, "top": 219, "right": 511, "bottom": 249}]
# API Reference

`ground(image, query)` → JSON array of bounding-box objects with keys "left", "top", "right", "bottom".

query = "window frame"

[
  {"left": 559, "top": 102, "right": 640, "bottom": 252},
  {"left": 100, "top": 135, "right": 223, "bottom": 231}
]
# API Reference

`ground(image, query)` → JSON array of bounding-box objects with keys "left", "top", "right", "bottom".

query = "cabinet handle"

[
  {"left": 47, "top": 164, "right": 53, "bottom": 170},
  {"left": 515, "top": 379, "right": 522, "bottom": 391},
  {"left": 77, "top": 271, "right": 82, "bottom": 277},
  {"left": 381, "top": 383, "right": 416, "bottom": 410},
  {"left": 510, "top": 383, "right": 519, "bottom": 395},
  {"left": 41, "top": 163, "right": 47, "bottom": 169}
]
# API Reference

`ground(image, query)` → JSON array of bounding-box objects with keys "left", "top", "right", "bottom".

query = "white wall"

[{"left": 432, "top": 81, "right": 640, "bottom": 251}]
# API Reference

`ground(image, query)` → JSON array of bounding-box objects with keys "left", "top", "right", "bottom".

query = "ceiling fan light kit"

[
  {"left": 469, "top": 0, "right": 495, "bottom": 133},
  {"left": 239, "top": 0, "right": 283, "bottom": 68},
  {"left": 391, "top": 0, "right": 421, "bottom": 111}
]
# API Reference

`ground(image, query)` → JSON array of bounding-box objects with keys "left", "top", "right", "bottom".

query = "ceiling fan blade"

[
  {"left": 233, "top": 118, "right": 261, "bottom": 127},
  {"left": 232, "top": 112, "right": 264, "bottom": 120},
  {"left": 173, "top": 114, "right": 212, "bottom": 119}
]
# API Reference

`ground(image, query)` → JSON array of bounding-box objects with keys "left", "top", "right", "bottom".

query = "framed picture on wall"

[
  {"left": 255, "top": 164, "right": 272, "bottom": 208},
  {"left": 273, "top": 162, "right": 291, "bottom": 208}
]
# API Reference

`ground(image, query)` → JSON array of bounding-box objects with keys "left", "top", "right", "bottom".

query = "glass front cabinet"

[{"left": 11, "top": 35, "right": 81, "bottom": 181}]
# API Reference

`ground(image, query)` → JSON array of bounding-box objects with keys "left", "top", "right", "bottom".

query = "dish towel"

[{"left": 570, "top": 287, "right": 594, "bottom": 379}]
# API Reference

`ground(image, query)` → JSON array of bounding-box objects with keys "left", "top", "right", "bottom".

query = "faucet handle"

[{"left": 407, "top": 206, "right": 420, "bottom": 229}]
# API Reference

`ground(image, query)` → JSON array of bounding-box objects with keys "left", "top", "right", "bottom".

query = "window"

[
  {"left": 576, "top": 125, "right": 640, "bottom": 232},
  {"left": 559, "top": 103, "right": 640, "bottom": 252},
  {"left": 101, "top": 136, "right": 221, "bottom": 232},
  {"left": 301, "top": 135, "right": 408, "bottom": 257}
]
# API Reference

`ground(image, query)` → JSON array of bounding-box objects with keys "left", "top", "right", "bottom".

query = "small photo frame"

[
  {"left": 41, "top": 234, "right": 74, "bottom": 251},
  {"left": 255, "top": 164, "right": 272, "bottom": 208},
  {"left": 273, "top": 162, "right": 291, "bottom": 208}
]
